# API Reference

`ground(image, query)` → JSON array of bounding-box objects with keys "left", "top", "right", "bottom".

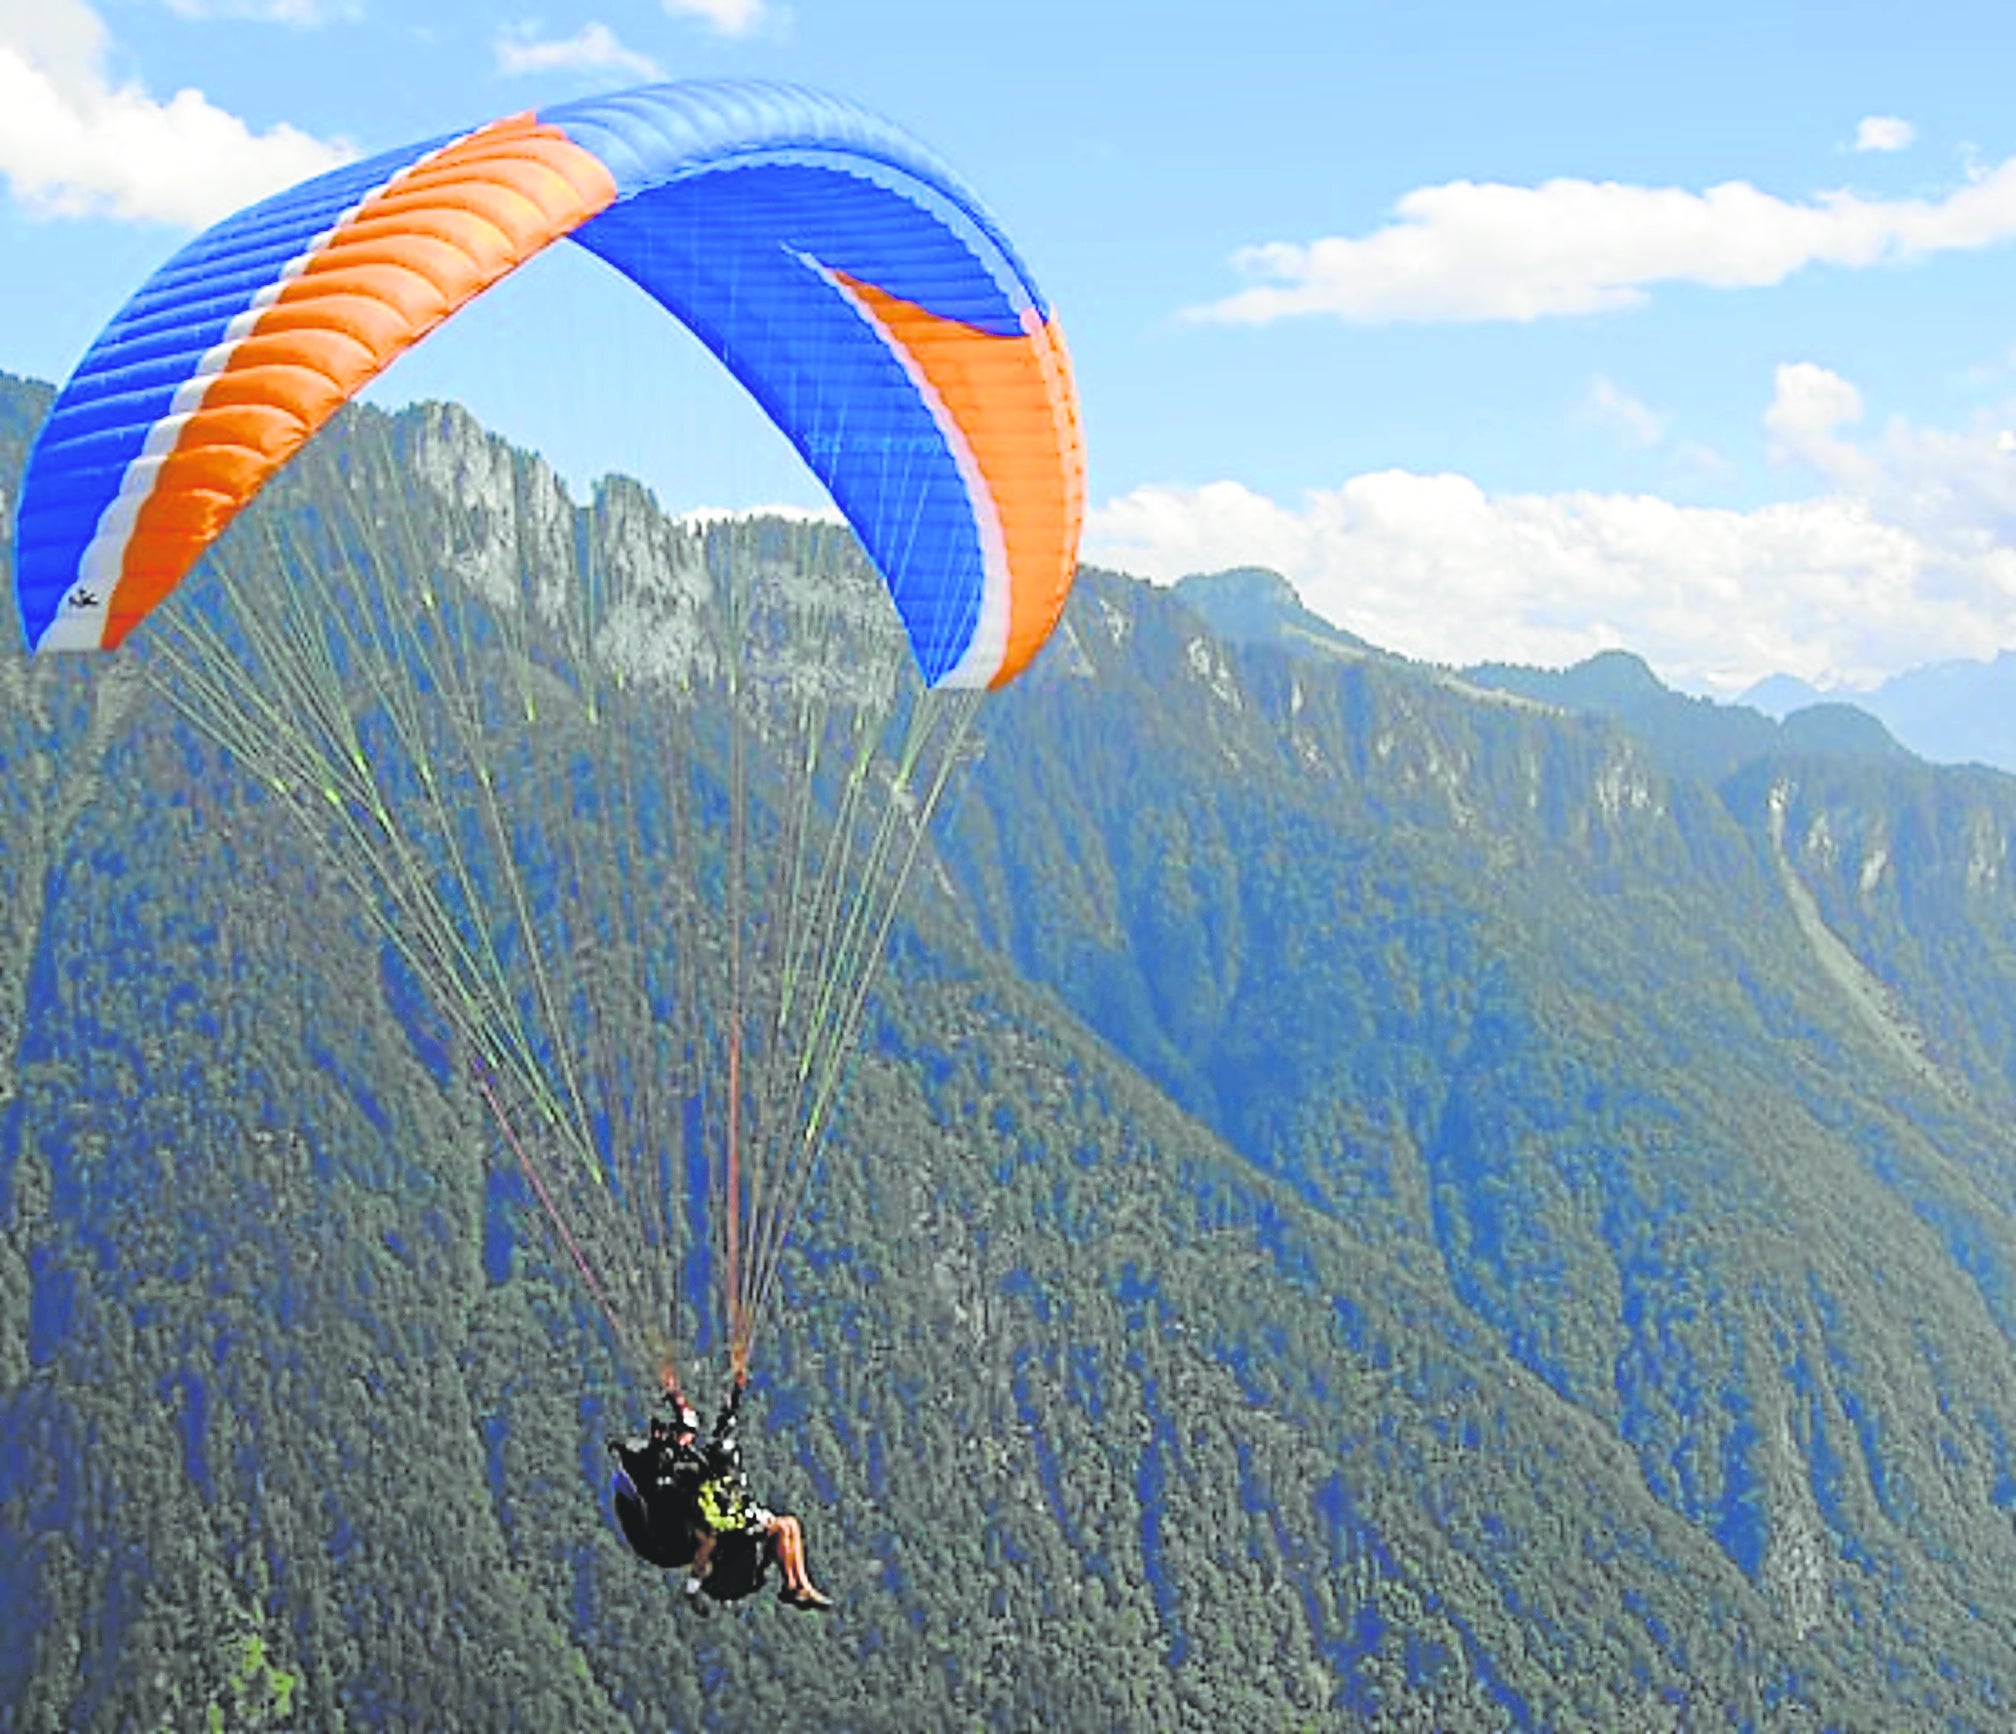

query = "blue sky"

[{"left": 5, "top": 0, "right": 2016, "bottom": 694}]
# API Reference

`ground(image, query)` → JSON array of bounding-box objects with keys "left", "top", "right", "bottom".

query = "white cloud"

[
  {"left": 0, "top": 0, "right": 103, "bottom": 87},
  {"left": 1763, "top": 361, "right": 1871, "bottom": 485},
  {"left": 663, "top": 0, "right": 767, "bottom": 35},
  {"left": 1188, "top": 154, "right": 2016, "bottom": 326},
  {"left": 1765, "top": 362, "right": 1863, "bottom": 442},
  {"left": 1854, "top": 115, "right": 1915, "bottom": 154},
  {"left": 1086, "top": 369, "right": 2016, "bottom": 696},
  {"left": 1770, "top": 368, "right": 2016, "bottom": 567},
  {"left": 496, "top": 21, "right": 663, "bottom": 80},
  {"left": 1580, "top": 375, "right": 1667, "bottom": 448},
  {"left": 0, "top": 0, "right": 352, "bottom": 225}
]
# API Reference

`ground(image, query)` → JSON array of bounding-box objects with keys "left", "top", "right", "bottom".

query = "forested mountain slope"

[{"left": 4, "top": 373, "right": 2016, "bottom": 1729}]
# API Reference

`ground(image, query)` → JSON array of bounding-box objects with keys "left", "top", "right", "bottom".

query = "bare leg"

[{"left": 769, "top": 1515, "right": 832, "bottom": 1608}]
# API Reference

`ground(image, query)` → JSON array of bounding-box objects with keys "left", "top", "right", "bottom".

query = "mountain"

[
  {"left": 1775, "top": 700, "right": 1914, "bottom": 761},
  {"left": 1862, "top": 653, "right": 2016, "bottom": 773},
  {"left": 6, "top": 375, "right": 2016, "bottom": 1728},
  {"left": 1465, "top": 648, "right": 1784, "bottom": 783},
  {"left": 1742, "top": 672, "right": 1826, "bottom": 718},
  {"left": 1462, "top": 647, "right": 1924, "bottom": 789},
  {"left": 1743, "top": 656, "right": 2016, "bottom": 775},
  {"left": 1172, "top": 565, "right": 1378, "bottom": 661}
]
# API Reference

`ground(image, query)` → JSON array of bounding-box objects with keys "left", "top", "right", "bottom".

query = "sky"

[{"left": 4, "top": 0, "right": 2016, "bottom": 696}]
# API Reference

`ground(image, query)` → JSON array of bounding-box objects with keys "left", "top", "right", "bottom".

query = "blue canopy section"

[
  {"left": 571, "top": 163, "right": 997, "bottom": 683},
  {"left": 550, "top": 81, "right": 1055, "bottom": 684},
  {"left": 545, "top": 81, "right": 1045, "bottom": 326},
  {"left": 14, "top": 139, "right": 443, "bottom": 647}
]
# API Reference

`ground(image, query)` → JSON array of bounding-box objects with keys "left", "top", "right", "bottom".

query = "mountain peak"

[
  {"left": 1776, "top": 700, "right": 1911, "bottom": 761},
  {"left": 1739, "top": 672, "right": 1825, "bottom": 719},
  {"left": 1739, "top": 657, "right": 2013, "bottom": 773},
  {"left": 1171, "top": 566, "right": 1373, "bottom": 658},
  {"left": 1564, "top": 647, "right": 1663, "bottom": 701},
  {"left": 1178, "top": 564, "right": 1299, "bottom": 605},
  {"left": 1464, "top": 647, "right": 1671, "bottom": 712}
]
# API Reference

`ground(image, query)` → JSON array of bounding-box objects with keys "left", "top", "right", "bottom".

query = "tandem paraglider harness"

[{"left": 609, "top": 1386, "right": 773, "bottom": 1595}]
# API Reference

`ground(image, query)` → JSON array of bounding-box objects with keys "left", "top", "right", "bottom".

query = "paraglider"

[
  {"left": 609, "top": 1389, "right": 831, "bottom": 1609},
  {"left": 13, "top": 79, "right": 1082, "bottom": 1601}
]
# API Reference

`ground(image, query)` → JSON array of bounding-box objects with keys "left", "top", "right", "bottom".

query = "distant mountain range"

[
  {"left": 1177, "top": 563, "right": 2014, "bottom": 776},
  {"left": 1741, "top": 655, "right": 2016, "bottom": 775}
]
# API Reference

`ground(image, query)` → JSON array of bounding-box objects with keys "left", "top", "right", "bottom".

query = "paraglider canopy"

[
  {"left": 13, "top": 79, "right": 1084, "bottom": 689},
  {"left": 11, "top": 76, "right": 1084, "bottom": 1408}
]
